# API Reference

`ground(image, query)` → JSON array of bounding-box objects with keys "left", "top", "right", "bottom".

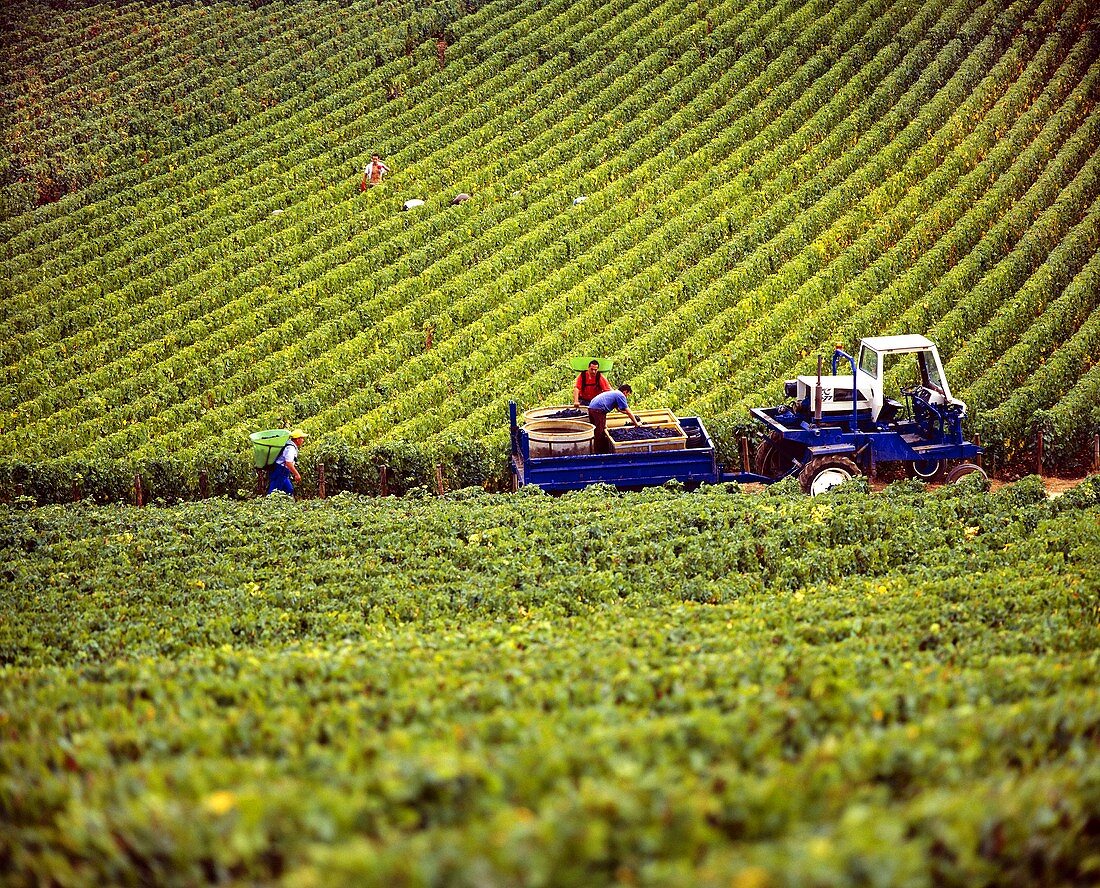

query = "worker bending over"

[
  {"left": 573, "top": 359, "right": 612, "bottom": 407},
  {"left": 587, "top": 385, "right": 641, "bottom": 454},
  {"left": 268, "top": 429, "right": 307, "bottom": 496}
]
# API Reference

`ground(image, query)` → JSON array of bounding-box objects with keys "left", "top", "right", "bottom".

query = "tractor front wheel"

[
  {"left": 908, "top": 458, "right": 943, "bottom": 481},
  {"left": 799, "top": 455, "right": 861, "bottom": 496},
  {"left": 945, "top": 462, "right": 987, "bottom": 484}
]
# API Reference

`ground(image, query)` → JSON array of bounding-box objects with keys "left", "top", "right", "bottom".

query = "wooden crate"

[
  {"left": 606, "top": 408, "right": 680, "bottom": 429},
  {"left": 607, "top": 424, "right": 687, "bottom": 453}
]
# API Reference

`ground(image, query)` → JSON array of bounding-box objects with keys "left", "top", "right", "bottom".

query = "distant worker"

[
  {"left": 573, "top": 359, "right": 612, "bottom": 407},
  {"left": 268, "top": 429, "right": 307, "bottom": 496},
  {"left": 587, "top": 384, "right": 641, "bottom": 454},
  {"left": 361, "top": 153, "right": 391, "bottom": 191}
]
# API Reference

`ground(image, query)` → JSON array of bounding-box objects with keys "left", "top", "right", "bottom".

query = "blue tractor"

[
  {"left": 750, "top": 334, "right": 986, "bottom": 494},
  {"left": 509, "top": 335, "right": 986, "bottom": 494}
]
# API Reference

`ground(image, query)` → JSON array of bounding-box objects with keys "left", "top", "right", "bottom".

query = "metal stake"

[{"left": 814, "top": 355, "right": 823, "bottom": 423}]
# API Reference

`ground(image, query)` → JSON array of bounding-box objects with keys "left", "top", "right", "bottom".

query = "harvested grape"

[{"left": 608, "top": 426, "right": 680, "bottom": 441}]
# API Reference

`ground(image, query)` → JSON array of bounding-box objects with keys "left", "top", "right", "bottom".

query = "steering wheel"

[{"left": 900, "top": 384, "right": 926, "bottom": 401}]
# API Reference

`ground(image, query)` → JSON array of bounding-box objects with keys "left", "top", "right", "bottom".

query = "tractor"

[
  {"left": 752, "top": 334, "right": 985, "bottom": 493},
  {"left": 509, "top": 335, "right": 985, "bottom": 494}
]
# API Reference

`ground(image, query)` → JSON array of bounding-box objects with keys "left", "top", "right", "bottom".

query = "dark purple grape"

[{"left": 608, "top": 426, "right": 680, "bottom": 442}]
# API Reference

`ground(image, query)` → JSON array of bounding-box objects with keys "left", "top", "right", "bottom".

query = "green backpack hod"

[{"left": 249, "top": 429, "right": 291, "bottom": 469}]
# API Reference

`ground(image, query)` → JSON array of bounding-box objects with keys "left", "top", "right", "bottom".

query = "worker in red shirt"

[
  {"left": 573, "top": 359, "right": 612, "bottom": 407},
  {"left": 361, "top": 153, "right": 391, "bottom": 191}
]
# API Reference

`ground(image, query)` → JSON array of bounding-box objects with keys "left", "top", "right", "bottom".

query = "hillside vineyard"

[
  {"left": 3, "top": 4, "right": 1100, "bottom": 883},
  {"left": 2, "top": 0, "right": 1099, "bottom": 500}
]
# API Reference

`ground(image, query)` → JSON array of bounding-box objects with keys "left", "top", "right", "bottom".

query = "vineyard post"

[
  {"left": 134, "top": 474, "right": 144, "bottom": 507},
  {"left": 814, "top": 356, "right": 823, "bottom": 422},
  {"left": 1094, "top": 432, "right": 1099, "bottom": 474},
  {"left": 1037, "top": 428, "right": 1044, "bottom": 477},
  {"left": 255, "top": 469, "right": 266, "bottom": 497},
  {"left": 198, "top": 471, "right": 209, "bottom": 499},
  {"left": 739, "top": 437, "right": 750, "bottom": 473},
  {"left": 71, "top": 480, "right": 81, "bottom": 503},
  {"left": 974, "top": 433, "right": 983, "bottom": 469},
  {"left": 380, "top": 465, "right": 389, "bottom": 496},
  {"left": 318, "top": 463, "right": 327, "bottom": 499},
  {"left": 435, "top": 465, "right": 445, "bottom": 496}
]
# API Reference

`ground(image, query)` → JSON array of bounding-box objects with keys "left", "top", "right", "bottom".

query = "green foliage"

[
  {"left": 1, "top": 481, "right": 1099, "bottom": 885},
  {"left": 0, "top": 0, "right": 473, "bottom": 215},
  {"left": 1, "top": 0, "right": 1098, "bottom": 501},
  {"left": 1051, "top": 473, "right": 1100, "bottom": 512}
]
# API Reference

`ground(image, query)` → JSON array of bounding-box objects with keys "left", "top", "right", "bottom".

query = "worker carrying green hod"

[
  {"left": 573, "top": 359, "right": 612, "bottom": 407},
  {"left": 268, "top": 429, "right": 307, "bottom": 496},
  {"left": 587, "top": 385, "right": 641, "bottom": 454},
  {"left": 360, "top": 153, "right": 391, "bottom": 191}
]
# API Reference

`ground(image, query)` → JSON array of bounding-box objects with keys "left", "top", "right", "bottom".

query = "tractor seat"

[{"left": 878, "top": 398, "right": 902, "bottom": 424}]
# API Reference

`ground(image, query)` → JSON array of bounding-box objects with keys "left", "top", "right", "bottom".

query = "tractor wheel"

[
  {"left": 945, "top": 462, "right": 987, "bottom": 484},
  {"left": 799, "top": 455, "right": 861, "bottom": 496},
  {"left": 908, "top": 458, "right": 943, "bottom": 481},
  {"left": 754, "top": 433, "right": 798, "bottom": 480}
]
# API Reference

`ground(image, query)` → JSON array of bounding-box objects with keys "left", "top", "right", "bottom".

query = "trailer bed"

[{"left": 510, "top": 404, "right": 729, "bottom": 492}]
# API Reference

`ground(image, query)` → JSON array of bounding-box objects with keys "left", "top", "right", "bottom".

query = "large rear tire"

[
  {"left": 799, "top": 455, "right": 861, "bottom": 496},
  {"left": 754, "top": 433, "right": 798, "bottom": 480}
]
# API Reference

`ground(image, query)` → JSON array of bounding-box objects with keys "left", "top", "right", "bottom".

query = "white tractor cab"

[
  {"left": 788, "top": 335, "right": 967, "bottom": 426},
  {"left": 858, "top": 334, "right": 969, "bottom": 424},
  {"left": 753, "top": 334, "right": 984, "bottom": 492}
]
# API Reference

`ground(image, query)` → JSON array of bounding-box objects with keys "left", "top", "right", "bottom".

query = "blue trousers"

[{"left": 268, "top": 463, "right": 295, "bottom": 495}]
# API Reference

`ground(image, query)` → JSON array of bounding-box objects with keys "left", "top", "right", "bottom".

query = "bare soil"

[{"left": 865, "top": 474, "right": 1095, "bottom": 497}]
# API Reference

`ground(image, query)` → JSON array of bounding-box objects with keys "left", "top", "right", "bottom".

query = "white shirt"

[
  {"left": 364, "top": 160, "right": 389, "bottom": 183},
  {"left": 276, "top": 442, "right": 299, "bottom": 467}
]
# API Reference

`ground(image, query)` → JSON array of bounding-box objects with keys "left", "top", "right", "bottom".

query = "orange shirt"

[
  {"left": 364, "top": 159, "right": 389, "bottom": 184},
  {"left": 576, "top": 370, "right": 611, "bottom": 402}
]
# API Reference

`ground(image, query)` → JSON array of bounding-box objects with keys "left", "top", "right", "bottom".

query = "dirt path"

[
  {"left": 993, "top": 475, "right": 1091, "bottom": 497},
  {"left": 864, "top": 474, "right": 1095, "bottom": 496}
]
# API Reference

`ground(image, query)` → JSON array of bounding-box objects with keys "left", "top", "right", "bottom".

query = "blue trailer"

[
  {"left": 511, "top": 336, "right": 986, "bottom": 495},
  {"left": 509, "top": 402, "right": 764, "bottom": 492}
]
